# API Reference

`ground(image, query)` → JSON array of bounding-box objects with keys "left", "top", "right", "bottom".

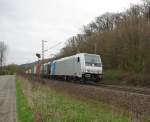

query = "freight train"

[{"left": 26, "top": 53, "right": 103, "bottom": 82}]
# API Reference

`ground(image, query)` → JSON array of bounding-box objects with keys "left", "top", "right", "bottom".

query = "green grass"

[
  {"left": 32, "top": 84, "right": 132, "bottom": 122},
  {"left": 16, "top": 77, "right": 34, "bottom": 122}
]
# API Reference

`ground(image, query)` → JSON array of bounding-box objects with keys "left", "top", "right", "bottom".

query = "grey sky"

[{"left": 0, "top": 0, "right": 141, "bottom": 65}]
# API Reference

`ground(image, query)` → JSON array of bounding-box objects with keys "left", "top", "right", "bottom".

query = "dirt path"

[{"left": 0, "top": 75, "right": 16, "bottom": 122}]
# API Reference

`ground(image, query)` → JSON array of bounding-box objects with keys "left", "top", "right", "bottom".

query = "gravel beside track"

[
  {"left": 101, "top": 84, "right": 150, "bottom": 95},
  {"left": 0, "top": 75, "right": 16, "bottom": 122},
  {"left": 86, "top": 82, "right": 150, "bottom": 95}
]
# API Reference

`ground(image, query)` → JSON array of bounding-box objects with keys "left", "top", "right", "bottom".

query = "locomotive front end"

[{"left": 82, "top": 54, "right": 103, "bottom": 82}]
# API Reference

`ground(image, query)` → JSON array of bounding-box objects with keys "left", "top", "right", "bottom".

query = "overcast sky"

[{"left": 0, "top": 0, "right": 142, "bottom": 65}]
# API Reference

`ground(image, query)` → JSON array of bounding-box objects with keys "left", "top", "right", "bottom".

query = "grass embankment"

[
  {"left": 17, "top": 76, "right": 132, "bottom": 122},
  {"left": 32, "top": 83, "right": 131, "bottom": 121},
  {"left": 21, "top": 76, "right": 131, "bottom": 122},
  {"left": 16, "top": 77, "right": 34, "bottom": 122}
]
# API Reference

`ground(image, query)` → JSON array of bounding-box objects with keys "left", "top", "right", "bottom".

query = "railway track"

[
  {"left": 22, "top": 74, "right": 150, "bottom": 96},
  {"left": 85, "top": 81, "right": 150, "bottom": 95},
  {"left": 43, "top": 77, "right": 150, "bottom": 96}
]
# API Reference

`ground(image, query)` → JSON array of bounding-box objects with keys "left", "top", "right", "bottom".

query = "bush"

[
  {"left": 103, "top": 70, "right": 150, "bottom": 87},
  {"left": 103, "top": 70, "right": 123, "bottom": 81},
  {"left": 0, "top": 70, "right": 9, "bottom": 75}
]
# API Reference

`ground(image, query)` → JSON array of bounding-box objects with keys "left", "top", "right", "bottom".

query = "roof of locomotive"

[{"left": 52, "top": 53, "right": 100, "bottom": 63}]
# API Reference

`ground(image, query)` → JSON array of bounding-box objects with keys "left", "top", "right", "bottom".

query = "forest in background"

[{"left": 58, "top": 0, "right": 150, "bottom": 76}]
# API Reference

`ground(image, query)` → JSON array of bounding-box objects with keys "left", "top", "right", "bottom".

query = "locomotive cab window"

[
  {"left": 77, "top": 57, "right": 80, "bottom": 63},
  {"left": 84, "top": 54, "right": 101, "bottom": 67}
]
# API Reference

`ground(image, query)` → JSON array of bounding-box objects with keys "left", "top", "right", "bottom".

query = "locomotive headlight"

[
  {"left": 86, "top": 69, "right": 90, "bottom": 73},
  {"left": 99, "top": 71, "right": 102, "bottom": 74}
]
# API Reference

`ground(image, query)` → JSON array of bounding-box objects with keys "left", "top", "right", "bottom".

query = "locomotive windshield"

[{"left": 84, "top": 54, "right": 101, "bottom": 67}]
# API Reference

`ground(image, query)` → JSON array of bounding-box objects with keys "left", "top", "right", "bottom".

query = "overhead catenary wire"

[
  {"left": 44, "top": 42, "right": 63, "bottom": 52},
  {"left": 41, "top": 41, "right": 63, "bottom": 72}
]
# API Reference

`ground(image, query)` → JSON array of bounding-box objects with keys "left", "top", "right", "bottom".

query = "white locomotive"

[{"left": 50, "top": 53, "right": 103, "bottom": 82}]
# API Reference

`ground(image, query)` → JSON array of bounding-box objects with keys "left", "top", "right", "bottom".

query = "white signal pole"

[{"left": 42, "top": 40, "right": 47, "bottom": 75}]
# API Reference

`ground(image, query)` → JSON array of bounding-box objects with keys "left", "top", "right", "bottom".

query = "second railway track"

[{"left": 85, "top": 81, "right": 150, "bottom": 95}]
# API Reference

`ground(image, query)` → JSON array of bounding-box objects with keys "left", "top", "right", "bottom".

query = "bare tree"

[
  {"left": 0, "top": 42, "right": 7, "bottom": 68},
  {"left": 143, "top": 0, "right": 150, "bottom": 24},
  {"left": 59, "top": 1, "right": 150, "bottom": 73}
]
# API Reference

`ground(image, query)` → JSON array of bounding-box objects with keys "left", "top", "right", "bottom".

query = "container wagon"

[
  {"left": 43, "top": 62, "right": 51, "bottom": 78},
  {"left": 50, "top": 53, "right": 103, "bottom": 82}
]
